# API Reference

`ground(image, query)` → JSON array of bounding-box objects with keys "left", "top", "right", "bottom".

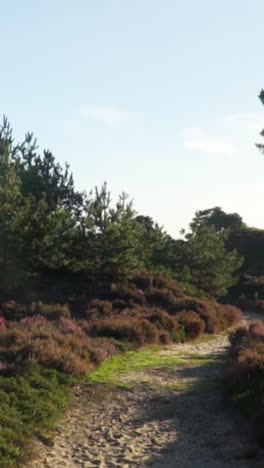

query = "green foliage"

[
  {"left": 134, "top": 215, "right": 177, "bottom": 274},
  {"left": 176, "top": 225, "right": 243, "bottom": 298},
  {"left": 84, "top": 183, "right": 144, "bottom": 280},
  {"left": 256, "top": 89, "right": 264, "bottom": 154},
  {"left": 0, "top": 365, "right": 72, "bottom": 467},
  {"left": 228, "top": 228, "right": 264, "bottom": 277},
  {"left": 190, "top": 207, "right": 245, "bottom": 232},
  {"left": 0, "top": 117, "right": 243, "bottom": 298},
  {"left": 11, "top": 131, "right": 84, "bottom": 216}
]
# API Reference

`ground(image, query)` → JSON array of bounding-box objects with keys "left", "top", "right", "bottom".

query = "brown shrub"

[
  {"left": 88, "top": 317, "right": 159, "bottom": 345},
  {"left": 110, "top": 283, "right": 145, "bottom": 305},
  {"left": 85, "top": 300, "right": 113, "bottom": 320},
  {"left": 228, "top": 325, "right": 249, "bottom": 355},
  {"left": 170, "top": 298, "right": 220, "bottom": 333},
  {"left": 25, "top": 338, "right": 94, "bottom": 376},
  {"left": 30, "top": 302, "right": 71, "bottom": 320},
  {"left": 146, "top": 288, "right": 177, "bottom": 309},
  {"left": 217, "top": 305, "right": 242, "bottom": 328},
  {"left": 176, "top": 311, "right": 206, "bottom": 340},
  {"left": 227, "top": 343, "right": 264, "bottom": 382},
  {"left": 111, "top": 299, "right": 129, "bottom": 310},
  {"left": 145, "top": 309, "right": 178, "bottom": 333},
  {"left": 249, "top": 321, "right": 264, "bottom": 340},
  {"left": 0, "top": 301, "right": 27, "bottom": 321},
  {"left": 151, "top": 276, "right": 185, "bottom": 298},
  {"left": 0, "top": 321, "right": 109, "bottom": 376},
  {"left": 132, "top": 274, "right": 153, "bottom": 290},
  {"left": 159, "top": 331, "right": 173, "bottom": 344}
]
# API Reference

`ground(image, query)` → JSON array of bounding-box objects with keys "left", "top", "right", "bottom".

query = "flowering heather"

[
  {"left": 92, "top": 339, "right": 117, "bottom": 364},
  {"left": 58, "top": 318, "right": 85, "bottom": 336},
  {"left": 0, "top": 361, "right": 7, "bottom": 370},
  {"left": 0, "top": 316, "right": 7, "bottom": 332},
  {"left": 19, "top": 315, "right": 48, "bottom": 330}
]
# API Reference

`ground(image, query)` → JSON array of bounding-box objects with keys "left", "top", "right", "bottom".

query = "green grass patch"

[
  {"left": 88, "top": 346, "right": 217, "bottom": 386},
  {"left": 167, "top": 382, "right": 188, "bottom": 392},
  {"left": 89, "top": 346, "right": 187, "bottom": 385},
  {"left": 0, "top": 365, "right": 74, "bottom": 467}
]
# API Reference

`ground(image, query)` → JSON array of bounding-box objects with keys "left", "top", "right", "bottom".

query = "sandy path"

[{"left": 27, "top": 314, "right": 264, "bottom": 468}]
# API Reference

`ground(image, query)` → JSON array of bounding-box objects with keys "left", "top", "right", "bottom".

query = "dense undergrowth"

[
  {"left": 226, "top": 320, "right": 264, "bottom": 444},
  {"left": 0, "top": 275, "right": 242, "bottom": 466}
]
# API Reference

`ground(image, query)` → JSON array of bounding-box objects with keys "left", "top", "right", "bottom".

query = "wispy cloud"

[
  {"left": 183, "top": 127, "right": 238, "bottom": 158},
  {"left": 75, "top": 105, "right": 131, "bottom": 126},
  {"left": 182, "top": 112, "right": 264, "bottom": 159},
  {"left": 222, "top": 112, "right": 263, "bottom": 129}
]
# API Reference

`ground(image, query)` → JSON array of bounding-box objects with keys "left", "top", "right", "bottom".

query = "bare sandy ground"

[{"left": 26, "top": 313, "right": 264, "bottom": 468}]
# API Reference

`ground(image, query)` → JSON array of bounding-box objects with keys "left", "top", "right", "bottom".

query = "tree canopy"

[
  {"left": 190, "top": 207, "right": 245, "bottom": 233},
  {"left": 0, "top": 117, "right": 243, "bottom": 299}
]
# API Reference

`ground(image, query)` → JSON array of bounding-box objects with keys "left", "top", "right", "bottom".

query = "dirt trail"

[{"left": 27, "top": 314, "right": 264, "bottom": 468}]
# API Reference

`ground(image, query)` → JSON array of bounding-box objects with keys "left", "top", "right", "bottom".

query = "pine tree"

[{"left": 84, "top": 183, "right": 144, "bottom": 281}]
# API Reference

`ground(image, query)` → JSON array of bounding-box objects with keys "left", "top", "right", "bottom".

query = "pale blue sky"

[{"left": 2, "top": 1, "right": 264, "bottom": 235}]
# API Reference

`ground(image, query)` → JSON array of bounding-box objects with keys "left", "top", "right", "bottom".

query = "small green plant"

[{"left": 0, "top": 365, "right": 73, "bottom": 467}]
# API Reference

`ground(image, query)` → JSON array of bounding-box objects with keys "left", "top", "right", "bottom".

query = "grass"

[
  {"left": 167, "top": 382, "right": 188, "bottom": 392},
  {"left": 88, "top": 345, "right": 216, "bottom": 386},
  {"left": 191, "top": 334, "right": 218, "bottom": 344},
  {"left": 0, "top": 365, "right": 74, "bottom": 467},
  {"left": 89, "top": 346, "right": 186, "bottom": 385}
]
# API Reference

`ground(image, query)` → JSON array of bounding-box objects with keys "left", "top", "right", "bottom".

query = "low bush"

[
  {"left": 151, "top": 276, "right": 185, "bottom": 298},
  {"left": 226, "top": 321, "right": 264, "bottom": 443},
  {"left": 176, "top": 311, "right": 206, "bottom": 340},
  {"left": 85, "top": 300, "right": 113, "bottom": 320},
  {"left": 110, "top": 283, "right": 145, "bottom": 305},
  {"left": 170, "top": 298, "right": 220, "bottom": 333},
  {"left": 30, "top": 302, "right": 71, "bottom": 320},
  {"left": 145, "top": 308, "right": 178, "bottom": 333},
  {"left": 217, "top": 304, "right": 242, "bottom": 328},
  {"left": 0, "top": 319, "right": 110, "bottom": 376},
  {"left": 146, "top": 287, "right": 178, "bottom": 309},
  {"left": 0, "top": 365, "right": 72, "bottom": 466},
  {"left": 88, "top": 317, "right": 159, "bottom": 346},
  {"left": 0, "top": 274, "right": 243, "bottom": 465},
  {"left": 158, "top": 331, "right": 173, "bottom": 344}
]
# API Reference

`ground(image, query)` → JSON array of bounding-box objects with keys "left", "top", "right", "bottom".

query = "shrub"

[
  {"left": 132, "top": 274, "right": 153, "bottom": 290},
  {"left": 158, "top": 331, "right": 173, "bottom": 344},
  {"left": 151, "top": 276, "right": 184, "bottom": 298},
  {"left": 170, "top": 298, "right": 220, "bottom": 333},
  {"left": 229, "top": 325, "right": 249, "bottom": 355},
  {"left": 145, "top": 309, "right": 178, "bottom": 333},
  {"left": 172, "top": 324, "right": 186, "bottom": 343},
  {"left": 111, "top": 299, "right": 129, "bottom": 310},
  {"left": 58, "top": 318, "right": 85, "bottom": 336},
  {"left": 90, "top": 338, "right": 117, "bottom": 364},
  {"left": 30, "top": 302, "right": 71, "bottom": 320},
  {"left": 85, "top": 300, "right": 113, "bottom": 320},
  {"left": 226, "top": 320, "right": 264, "bottom": 443},
  {"left": 25, "top": 339, "right": 93, "bottom": 376},
  {"left": 176, "top": 311, "right": 205, "bottom": 340},
  {"left": 0, "top": 316, "right": 7, "bottom": 332},
  {"left": 217, "top": 305, "right": 242, "bottom": 327},
  {"left": 88, "top": 317, "right": 159, "bottom": 346},
  {"left": 0, "top": 366, "right": 71, "bottom": 466},
  {"left": 249, "top": 321, "right": 264, "bottom": 340},
  {"left": 110, "top": 284, "right": 145, "bottom": 305},
  {"left": 146, "top": 288, "right": 177, "bottom": 309},
  {"left": 0, "top": 301, "right": 26, "bottom": 321},
  {"left": 19, "top": 315, "right": 48, "bottom": 330}
]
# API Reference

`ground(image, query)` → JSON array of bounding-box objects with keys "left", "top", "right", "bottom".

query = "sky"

[{"left": 1, "top": 0, "right": 264, "bottom": 236}]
